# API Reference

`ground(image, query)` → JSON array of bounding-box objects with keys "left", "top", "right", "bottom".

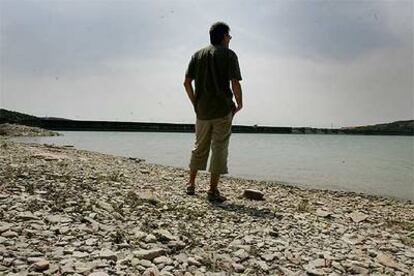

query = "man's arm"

[
  {"left": 183, "top": 77, "right": 196, "bottom": 107},
  {"left": 231, "top": 79, "right": 243, "bottom": 114}
]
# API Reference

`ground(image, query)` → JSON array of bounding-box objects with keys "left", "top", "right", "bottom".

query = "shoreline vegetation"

[
  {"left": 1, "top": 108, "right": 413, "bottom": 135},
  {"left": 1, "top": 124, "right": 413, "bottom": 275}
]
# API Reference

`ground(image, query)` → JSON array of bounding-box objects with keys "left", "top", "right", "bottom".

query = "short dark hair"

[{"left": 209, "top": 22, "right": 230, "bottom": 45}]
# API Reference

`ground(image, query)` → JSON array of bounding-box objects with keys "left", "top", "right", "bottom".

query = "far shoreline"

[{"left": 2, "top": 119, "right": 414, "bottom": 136}]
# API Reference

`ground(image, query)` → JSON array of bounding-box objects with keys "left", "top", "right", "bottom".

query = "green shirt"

[{"left": 185, "top": 45, "right": 242, "bottom": 120}]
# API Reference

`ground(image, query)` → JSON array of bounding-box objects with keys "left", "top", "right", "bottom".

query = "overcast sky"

[{"left": 1, "top": 0, "right": 412, "bottom": 128}]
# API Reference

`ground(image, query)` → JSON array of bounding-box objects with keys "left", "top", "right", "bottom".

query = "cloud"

[{"left": 1, "top": 0, "right": 412, "bottom": 127}]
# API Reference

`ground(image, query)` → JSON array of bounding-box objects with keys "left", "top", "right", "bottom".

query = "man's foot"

[
  {"left": 185, "top": 184, "right": 195, "bottom": 195},
  {"left": 207, "top": 189, "right": 227, "bottom": 203}
]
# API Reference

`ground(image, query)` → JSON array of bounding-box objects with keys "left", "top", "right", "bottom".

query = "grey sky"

[{"left": 1, "top": 0, "right": 412, "bottom": 128}]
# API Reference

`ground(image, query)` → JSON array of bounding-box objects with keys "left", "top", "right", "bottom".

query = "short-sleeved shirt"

[{"left": 185, "top": 45, "right": 242, "bottom": 120}]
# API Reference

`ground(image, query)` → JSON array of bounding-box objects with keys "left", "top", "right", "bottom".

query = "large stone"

[
  {"left": 17, "top": 211, "right": 38, "bottom": 221},
  {"left": 261, "top": 252, "right": 278, "bottom": 262},
  {"left": 315, "top": 209, "right": 332, "bottom": 218},
  {"left": 145, "top": 234, "right": 157, "bottom": 243},
  {"left": 73, "top": 251, "right": 89, "bottom": 258},
  {"left": 85, "top": 238, "right": 98, "bottom": 246},
  {"left": 133, "top": 248, "right": 166, "bottom": 260},
  {"left": 97, "top": 201, "right": 114, "bottom": 213},
  {"left": 243, "top": 189, "right": 265, "bottom": 200},
  {"left": 348, "top": 264, "right": 369, "bottom": 274},
  {"left": 308, "top": 258, "right": 330, "bottom": 268},
  {"left": 0, "top": 223, "right": 12, "bottom": 233},
  {"left": 138, "top": 259, "right": 153, "bottom": 268},
  {"left": 153, "top": 256, "right": 172, "bottom": 264},
  {"left": 377, "top": 253, "right": 403, "bottom": 271},
  {"left": 44, "top": 263, "right": 59, "bottom": 275},
  {"left": 45, "top": 215, "right": 72, "bottom": 224},
  {"left": 33, "top": 260, "right": 49, "bottom": 271},
  {"left": 99, "top": 249, "right": 117, "bottom": 261},
  {"left": 75, "top": 261, "right": 96, "bottom": 273},
  {"left": 1, "top": 230, "right": 18, "bottom": 238},
  {"left": 134, "top": 230, "right": 147, "bottom": 240},
  {"left": 404, "top": 250, "right": 414, "bottom": 258},
  {"left": 304, "top": 265, "right": 325, "bottom": 276},
  {"left": 187, "top": 257, "right": 201, "bottom": 267},
  {"left": 88, "top": 272, "right": 109, "bottom": 276},
  {"left": 153, "top": 229, "right": 176, "bottom": 242},
  {"left": 234, "top": 249, "right": 249, "bottom": 262},
  {"left": 349, "top": 211, "right": 368, "bottom": 223},
  {"left": 255, "top": 260, "right": 269, "bottom": 272}
]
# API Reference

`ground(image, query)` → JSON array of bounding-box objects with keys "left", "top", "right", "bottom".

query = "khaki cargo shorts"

[{"left": 189, "top": 112, "right": 233, "bottom": 175}]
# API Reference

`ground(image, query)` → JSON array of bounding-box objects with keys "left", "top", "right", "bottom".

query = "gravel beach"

[{"left": 0, "top": 126, "right": 413, "bottom": 275}]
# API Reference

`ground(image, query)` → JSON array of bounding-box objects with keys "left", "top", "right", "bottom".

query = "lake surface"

[{"left": 13, "top": 131, "right": 414, "bottom": 201}]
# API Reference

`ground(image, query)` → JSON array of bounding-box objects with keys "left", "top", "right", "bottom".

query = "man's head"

[{"left": 209, "top": 22, "right": 231, "bottom": 47}]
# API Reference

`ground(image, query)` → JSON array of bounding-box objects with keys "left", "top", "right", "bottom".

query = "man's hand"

[
  {"left": 183, "top": 77, "right": 196, "bottom": 109},
  {"left": 231, "top": 79, "right": 243, "bottom": 116},
  {"left": 233, "top": 104, "right": 243, "bottom": 116}
]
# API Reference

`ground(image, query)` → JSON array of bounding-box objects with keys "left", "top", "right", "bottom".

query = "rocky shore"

[
  {"left": 0, "top": 123, "right": 60, "bottom": 137},
  {"left": 1, "top": 133, "right": 413, "bottom": 275}
]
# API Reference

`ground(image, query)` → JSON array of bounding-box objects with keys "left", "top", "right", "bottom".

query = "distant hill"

[
  {"left": 0, "top": 108, "right": 40, "bottom": 123},
  {"left": 0, "top": 109, "right": 71, "bottom": 123},
  {"left": 342, "top": 120, "right": 413, "bottom": 135}
]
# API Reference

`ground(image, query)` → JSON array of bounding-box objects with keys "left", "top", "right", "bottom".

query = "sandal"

[{"left": 185, "top": 184, "right": 195, "bottom": 195}]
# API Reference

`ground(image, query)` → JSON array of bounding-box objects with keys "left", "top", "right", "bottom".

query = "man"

[{"left": 183, "top": 22, "right": 243, "bottom": 203}]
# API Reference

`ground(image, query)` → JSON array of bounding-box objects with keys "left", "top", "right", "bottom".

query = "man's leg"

[
  {"left": 209, "top": 173, "right": 220, "bottom": 192},
  {"left": 208, "top": 112, "right": 232, "bottom": 196},
  {"left": 188, "top": 169, "right": 198, "bottom": 187},
  {"left": 187, "top": 118, "right": 212, "bottom": 193}
]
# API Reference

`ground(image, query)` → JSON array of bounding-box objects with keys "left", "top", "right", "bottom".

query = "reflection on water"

[{"left": 13, "top": 131, "right": 414, "bottom": 200}]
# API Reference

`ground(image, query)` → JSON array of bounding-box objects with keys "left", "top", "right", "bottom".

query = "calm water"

[{"left": 13, "top": 131, "right": 414, "bottom": 201}]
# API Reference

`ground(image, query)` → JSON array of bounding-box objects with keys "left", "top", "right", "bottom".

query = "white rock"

[
  {"left": 153, "top": 256, "right": 172, "bottom": 264},
  {"left": 88, "top": 272, "right": 109, "bottom": 276},
  {"left": 133, "top": 248, "right": 166, "bottom": 260},
  {"left": 243, "top": 189, "right": 265, "bottom": 200},
  {"left": 99, "top": 249, "right": 117, "bottom": 261},
  {"left": 187, "top": 257, "right": 201, "bottom": 267},
  {"left": 316, "top": 209, "right": 332, "bottom": 218},
  {"left": 349, "top": 211, "right": 369, "bottom": 223}
]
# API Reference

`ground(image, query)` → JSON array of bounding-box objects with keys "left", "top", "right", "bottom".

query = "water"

[{"left": 13, "top": 131, "right": 414, "bottom": 201}]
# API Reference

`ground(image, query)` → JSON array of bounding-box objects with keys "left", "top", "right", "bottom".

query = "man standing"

[{"left": 183, "top": 22, "right": 243, "bottom": 203}]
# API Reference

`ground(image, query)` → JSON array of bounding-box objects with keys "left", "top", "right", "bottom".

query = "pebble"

[
  {"left": 153, "top": 256, "right": 172, "bottom": 264},
  {"left": 99, "top": 249, "right": 117, "bottom": 261}
]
